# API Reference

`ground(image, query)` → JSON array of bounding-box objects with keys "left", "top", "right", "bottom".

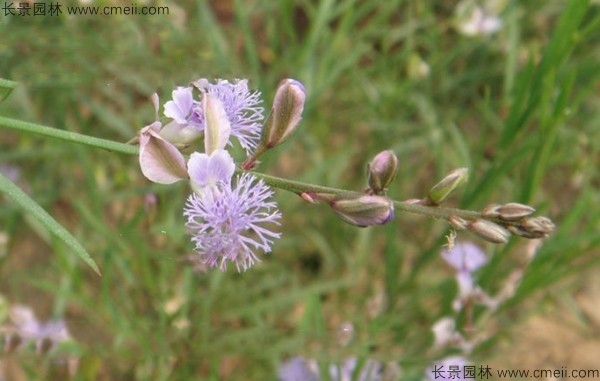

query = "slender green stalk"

[
  {"left": 248, "top": 170, "right": 482, "bottom": 221},
  {"left": 0, "top": 116, "right": 139, "bottom": 155}
]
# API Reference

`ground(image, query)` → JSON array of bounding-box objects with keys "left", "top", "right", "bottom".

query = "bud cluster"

[{"left": 408, "top": 168, "right": 555, "bottom": 244}]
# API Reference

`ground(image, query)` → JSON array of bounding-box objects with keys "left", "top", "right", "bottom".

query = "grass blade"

[
  {"left": 0, "top": 78, "right": 18, "bottom": 103},
  {"left": 0, "top": 170, "right": 100, "bottom": 275}
]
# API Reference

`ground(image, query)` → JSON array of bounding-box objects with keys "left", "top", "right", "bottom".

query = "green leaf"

[
  {"left": 0, "top": 171, "right": 101, "bottom": 275},
  {"left": 0, "top": 78, "right": 18, "bottom": 104}
]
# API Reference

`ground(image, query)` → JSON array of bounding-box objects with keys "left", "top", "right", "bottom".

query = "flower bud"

[
  {"left": 448, "top": 215, "right": 468, "bottom": 230},
  {"left": 329, "top": 195, "right": 394, "bottom": 227},
  {"left": 260, "top": 79, "right": 306, "bottom": 149},
  {"left": 427, "top": 168, "right": 469, "bottom": 205},
  {"left": 507, "top": 225, "right": 547, "bottom": 239},
  {"left": 520, "top": 216, "right": 555, "bottom": 235},
  {"left": 367, "top": 150, "right": 398, "bottom": 194},
  {"left": 468, "top": 219, "right": 510, "bottom": 244},
  {"left": 497, "top": 203, "right": 536, "bottom": 221},
  {"left": 139, "top": 122, "right": 188, "bottom": 184},
  {"left": 203, "top": 93, "right": 232, "bottom": 155},
  {"left": 481, "top": 203, "right": 501, "bottom": 218}
]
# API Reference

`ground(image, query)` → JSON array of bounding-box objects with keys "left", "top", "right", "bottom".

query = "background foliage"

[{"left": 1, "top": 0, "right": 599, "bottom": 379}]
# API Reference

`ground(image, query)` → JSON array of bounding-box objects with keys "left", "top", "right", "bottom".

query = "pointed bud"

[
  {"left": 481, "top": 203, "right": 502, "bottom": 218},
  {"left": 260, "top": 79, "right": 306, "bottom": 149},
  {"left": 507, "top": 225, "right": 547, "bottom": 239},
  {"left": 139, "top": 122, "right": 188, "bottom": 184},
  {"left": 367, "top": 150, "right": 398, "bottom": 194},
  {"left": 448, "top": 215, "right": 468, "bottom": 230},
  {"left": 468, "top": 219, "right": 510, "bottom": 244},
  {"left": 520, "top": 216, "right": 555, "bottom": 235},
  {"left": 496, "top": 203, "right": 536, "bottom": 221},
  {"left": 329, "top": 195, "right": 394, "bottom": 227},
  {"left": 203, "top": 93, "right": 231, "bottom": 155},
  {"left": 427, "top": 168, "right": 469, "bottom": 205},
  {"left": 159, "top": 120, "right": 203, "bottom": 146},
  {"left": 151, "top": 92, "right": 160, "bottom": 120}
]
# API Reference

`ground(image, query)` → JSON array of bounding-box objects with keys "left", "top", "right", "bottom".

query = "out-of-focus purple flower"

[
  {"left": 456, "top": 2, "right": 502, "bottom": 36},
  {"left": 441, "top": 242, "right": 494, "bottom": 311},
  {"left": 193, "top": 78, "right": 264, "bottom": 154},
  {"left": 6, "top": 306, "right": 71, "bottom": 353},
  {"left": 184, "top": 150, "right": 281, "bottom": 271},
  {"left": 278, "top": 357, "right": 319, "bottom": 381},
  {"left": 278, "top": 357, "right": 383, "bottom": 381},
  {"left": 426, "top": 356, "right": 469, "bottom": 381},
  {"left": 441, "top": 242, "right": 487, "bottom": 273}
]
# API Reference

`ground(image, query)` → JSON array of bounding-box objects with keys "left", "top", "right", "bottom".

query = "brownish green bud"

[
  {"left": 260, "top": 79, "right": 306, "bottom": 149},
  {"left": 427, "top": 168, "right": 469, "bottom": 205},
  {"left": 448, "top": 215, "right": 468, "bottom": 230},
  {"left": 329, "top": 195, "right": 394, "bottom": 227},
  {"left": 497, "top": 203, "right": 536, "bottom": 221},
  {"left": 367, "top": 150, "right": 398, "bottom": 194},
  {"left": 468, "top": 219, "right": 510, "bottom": 244},
  {"left": 481, "top": 203, "right": 502, "bottom": 218},
  {"left": 507, "top": 225, "right": 547, "bottom": 239},
  {"left": 520, "top": 216, "right": 555, "bottom": 235}
]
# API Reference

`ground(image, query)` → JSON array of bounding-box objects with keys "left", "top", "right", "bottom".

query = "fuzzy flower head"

[
  {"left": 193, "top": 78, "right": 264, "bottom": 154},
  {"left": 184, "top": 150, "right": 281, "bottom": 271}
]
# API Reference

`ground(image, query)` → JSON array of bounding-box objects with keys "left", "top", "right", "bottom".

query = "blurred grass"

[{"left": 1, "top": 0, "right": 600, "bottom": 380}]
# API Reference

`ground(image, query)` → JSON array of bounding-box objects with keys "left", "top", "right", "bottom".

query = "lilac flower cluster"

[
  {"left": 184, "top": 150, "right": 281, "bottom": 271},
  {"left": 161, "top": 79, "right": 264, "bottom": 154},
  {"left": 139, "top": 79, "right": 287, "bottom": 271}
]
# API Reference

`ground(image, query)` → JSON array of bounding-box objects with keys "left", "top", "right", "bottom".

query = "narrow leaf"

[{"left": 0, "top": 171, "right": 101, "bottom": 275}]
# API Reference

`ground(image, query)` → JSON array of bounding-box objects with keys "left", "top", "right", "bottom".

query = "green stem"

[
  {"left": 248, "top": 170, "right": 482, "bottom": 221},
  {"left": 0, "top": 116, "right": 139, "bottom": 155}
]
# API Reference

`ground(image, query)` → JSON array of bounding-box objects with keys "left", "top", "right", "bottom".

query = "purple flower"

[
  {"left": 278, "top": 357, "right": 383, "bottom": 381},
  {"left": 187, "top": 150, "right": 235, "bottom": 194},
  {"left": 7, "top": 305, "right": 71, "bottom": 353},
  {"left": 441, "top": 242, "right": 492, "bottom": 311},
  {"left": 278, "top": 357, "right": 319, "bottom": 381},
  {"left": 163, "top": 87, "right": 202, "bottom": 127},
  {"left": 193, "top": 78, "right": 264, "bottom": 154},
  {"left": 441, "top": 242, "right": 487, "bottom": 274},
  {"left": 184, "top": 150, "right": 281, "bottom": 271}
]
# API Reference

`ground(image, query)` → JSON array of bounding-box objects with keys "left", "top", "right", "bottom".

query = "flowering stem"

[
  {"left": 247, "top": 170, "right": 482, "bottom": 222},
  {"left": 0, "top": 116, "right": 139, "bottom": 155},
  {"left": 0, "top": 116, "right": 485, "bottom": 223}
]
